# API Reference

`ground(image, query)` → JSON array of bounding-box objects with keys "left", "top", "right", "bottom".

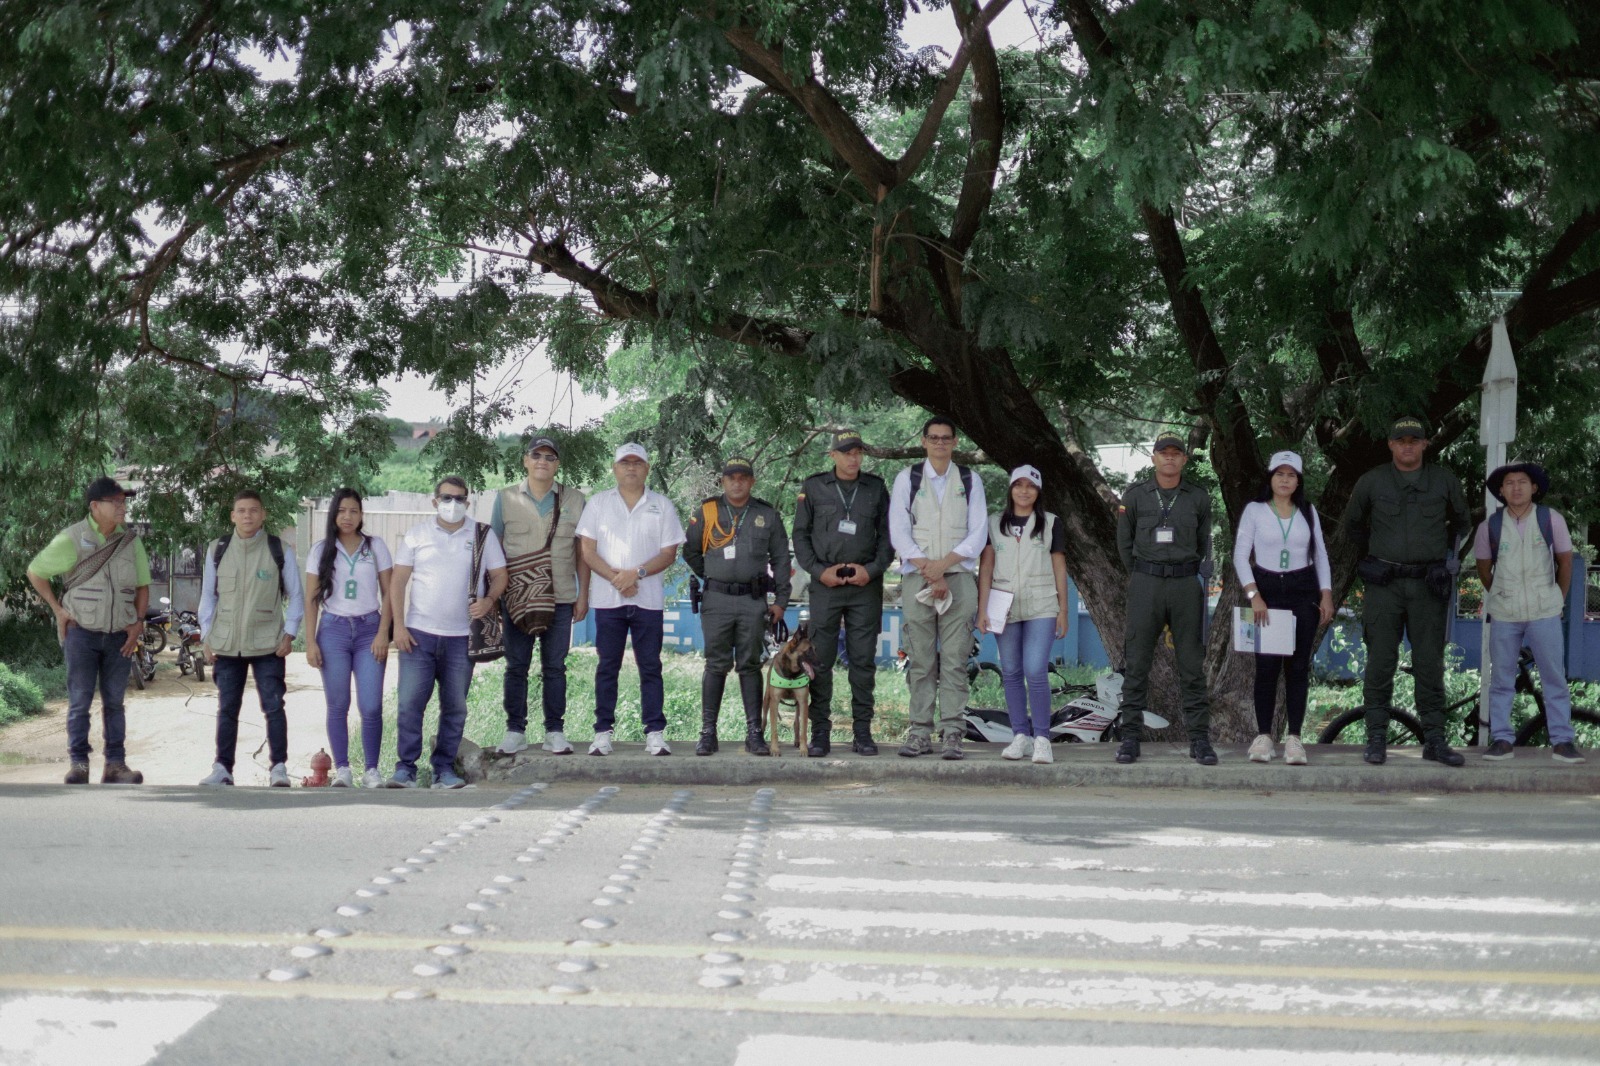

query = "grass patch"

[{"left": 0, "top": 616, "right": 69, "bottom": 723}]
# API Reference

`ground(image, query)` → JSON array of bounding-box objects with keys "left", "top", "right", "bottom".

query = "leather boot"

[
  {"left": 739, "top": 672, "right": 769, "bottom": 755},
  {"left": 851, "top": 722, "right": 878, "bottom": 756},
  {"left": 698, "top": 672, "right": 727, "bottom": 755}
]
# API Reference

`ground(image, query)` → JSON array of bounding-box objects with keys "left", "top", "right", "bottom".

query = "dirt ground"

[{"left": 0, "top": 652, "right": 397, "bottom": 787}]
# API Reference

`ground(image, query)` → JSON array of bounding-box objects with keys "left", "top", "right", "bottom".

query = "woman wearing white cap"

[
  {"left": 977, "top": 465, "right": 1069, "bottom": 764},
  {"left": 1232, "top": 451, "right": 1334, "bottom": 765}
]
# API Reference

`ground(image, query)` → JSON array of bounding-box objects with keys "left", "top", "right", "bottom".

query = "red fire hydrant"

[{"left": 301, "top": 748, "right": 333, "bottom": 787}]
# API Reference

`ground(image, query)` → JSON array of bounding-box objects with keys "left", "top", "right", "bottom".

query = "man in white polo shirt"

[
  {"left": 576, "top": 443, "right": 686, "bottom": 755},
  {"left": 387, "top": 476, "right": 507, "bottom": 788}
]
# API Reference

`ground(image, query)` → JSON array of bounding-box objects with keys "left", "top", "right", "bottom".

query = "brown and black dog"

[{"left": 762, "top": 623, "right": 818, "bottom": 755}]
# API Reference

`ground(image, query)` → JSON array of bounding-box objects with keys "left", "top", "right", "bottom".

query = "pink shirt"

[{"left": 1472, "top": 508, "right": 1572, "bottom": 560}]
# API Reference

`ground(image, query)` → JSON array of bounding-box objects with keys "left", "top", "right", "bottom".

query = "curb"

[{"left": 480, "top": 743, "right": 1600, "bottom": 795}]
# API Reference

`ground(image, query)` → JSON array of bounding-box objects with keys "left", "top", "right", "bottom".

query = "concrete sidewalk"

[{"left": 479, "top": 739, "right": 1600, "bottom": 795}]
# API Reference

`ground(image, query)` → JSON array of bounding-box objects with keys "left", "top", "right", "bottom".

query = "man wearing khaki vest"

[
  {"left": 198, "top": 490, "right": 305, "bottom": 787},
  {"left": 889, "top": 416, "right": 989, "bottom": 759},
  {"left": 491, "top": 435, "right": 589, "bottom": 756},
  {"left": 27, "top": 476, "right": 151, "bottom": 784}
]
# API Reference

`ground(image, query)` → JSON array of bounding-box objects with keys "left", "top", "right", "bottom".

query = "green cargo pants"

[
  {"left": 1361, "top": 576, "right": 1450, "bottom": 741},
  {"left": 1118, "top": 572, "right": 1211, "bottom": 741}
]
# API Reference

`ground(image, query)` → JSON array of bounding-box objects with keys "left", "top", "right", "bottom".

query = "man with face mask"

[{"left": 387, "top": 477, "right": 508, "bottom": 788}]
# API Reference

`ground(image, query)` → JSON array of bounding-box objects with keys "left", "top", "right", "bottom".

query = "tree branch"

[
  {"left": 895, "top": 0, "right": 1013, "bottom": 185},
  {"left": 946, "top": 0, "right": 1006, "bottom": 258}
]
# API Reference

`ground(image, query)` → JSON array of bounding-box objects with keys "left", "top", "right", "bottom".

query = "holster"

[
  {"left": 1424, "top": 562, "right": 1453, "bottom": 602},
  {"left": 1357, "top": 557, "right": 1396, "bottom": 587}
]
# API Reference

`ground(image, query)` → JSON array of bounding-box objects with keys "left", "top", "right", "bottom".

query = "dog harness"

[{"left": 768, "top": 671, "right": 810, "bottom": 689}]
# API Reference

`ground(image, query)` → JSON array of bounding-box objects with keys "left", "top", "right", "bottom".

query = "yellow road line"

[
  {"left": 3, "top": 924, "right": 1598, "bottom": 988},
  {"left": 0, "top": 972, "right": 1598, "bottom": 1037}
]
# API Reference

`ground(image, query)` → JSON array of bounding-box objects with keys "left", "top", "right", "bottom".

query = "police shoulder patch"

[{"left": 754, "top": 516, "right": 766, "bottom": 527}]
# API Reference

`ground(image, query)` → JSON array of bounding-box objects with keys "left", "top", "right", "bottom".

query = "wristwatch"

[
  {"left": 1245, "top": 589, "right": 1258, "bottom": 600},
  {"left": 635, "top": 565, "right": 648, "bottom": 579}
]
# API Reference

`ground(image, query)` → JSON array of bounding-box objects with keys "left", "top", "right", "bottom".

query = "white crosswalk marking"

[{"left": 0, "top": 995, "right": 217, "bottom": 1066}]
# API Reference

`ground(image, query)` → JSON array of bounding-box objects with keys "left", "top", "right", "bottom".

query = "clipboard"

[
  {"left": 1233, "top": 606, "right": 1295, "bottom": 656},
  {"left": 984, "top": 590, "right": 1014, "bottom": 634}
]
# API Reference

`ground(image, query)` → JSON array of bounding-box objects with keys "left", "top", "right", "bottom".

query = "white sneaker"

[
  {"left": 361, "top": 768, "right": 384, "bottom": 789},
  {"left": 588, "top": 731, "right": 613, "bottom": 756},
  {"left": 1032, "top": 736, "right": 1054, "bottom": 764},
  {"left": 498, "top": 730, "right": 528, "bottom": 755},
  {"left": 543, "top": 730, "right": 574, "bottom": 755},
  {"left": 269, "top": 763, "right": 291, "bottom": 787},
  {"left": 1283, "top": 735, "right": 1308, "bottom": 766},
  {"left": 331, "top": 766, "right": 353, "bottom": 788},
  {"left": 1247, "top": 734, "right": 1275, "bottom": 763},
  {"left": 199, "top": 762, "right": 233, "bottom": 787},
  {"left": 645, "top": 731, "right": 671, "bottom": 756},
  {"left": 1001, "top": 734, "right": 1033, "bottom": 761}
]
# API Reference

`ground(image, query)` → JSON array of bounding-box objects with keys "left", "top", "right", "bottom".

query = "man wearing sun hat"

[
  {"left": 1341, "top": 416, "right": 1471, "bottom": 766},
  {"left": 1473, "top": 459, "right": 1583, "bottom": 763},
  {"left": 26, "top": 476, "right": 151, "bottom": 785},
  {"left": 1113, "top": 429, "right": 1216, "bottom": 765}
]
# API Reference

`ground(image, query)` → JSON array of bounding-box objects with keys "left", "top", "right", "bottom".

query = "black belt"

[
  {"left": 1377, "top": 558, "right": 1432, "bottom": 579},
  {"left": 705, "top": 578, "right": 760, "bottom": 597},
  {"left": 1133, "top": 559, "right": 1200, "bottom": 578}
]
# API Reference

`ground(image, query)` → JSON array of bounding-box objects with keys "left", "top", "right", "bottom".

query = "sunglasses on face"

[
  {"left": 528, "top": 452, "right": 559, "bottom": 463},
  {"left": 924, "top": 434, "right": 956, "bottom": 443},
  {"left": 437, "top": 493, "right": 469, "bottom": 503}
]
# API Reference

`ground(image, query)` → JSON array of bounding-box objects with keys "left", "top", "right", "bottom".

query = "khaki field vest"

[
  {"left": 208, "top": 534, "right": 286, "bottom": 656},
  {"left": 1488, "top": 513, "right": 1565, "bottom": 624},
  {"left": 499, "top": 483, "right": 585, "bottom": 604},
  {"left": 988, "top": 512, "right": 1060, "bottom": 621},
  {"left": 909, "top": 467, "right": 972, "bottom": 568},
  {"left": 62, "top": 519, "right": 141, "bottom": 633}
]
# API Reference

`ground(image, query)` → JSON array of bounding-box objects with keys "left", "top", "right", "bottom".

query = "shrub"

[{"left": 0, "top": 662, "right": 45, "bottom": 726}]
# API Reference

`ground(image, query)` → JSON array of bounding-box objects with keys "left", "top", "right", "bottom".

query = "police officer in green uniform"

[
  {"left": 1114, "top": 430, "right": 1216, "bottom": 765},
  {"left": 684, "top": 457, "right": 791, "bottom": 756},
  {"left": 1340, "top": 416, "right": 1471, "bottom": 766},
  {"left": 792, "top": 430, "right": 894, "bottom": 756}
]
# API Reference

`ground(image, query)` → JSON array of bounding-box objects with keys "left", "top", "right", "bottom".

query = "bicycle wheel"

[
  {"left": 1514, "top": 708, "right": 1600, "bottom": 748},
  {"left": 141, "top": 625, "right": 166, "bottom": 655},
  {"left": 1316, "top": 708, "right": 1426, "bottom": 746}
]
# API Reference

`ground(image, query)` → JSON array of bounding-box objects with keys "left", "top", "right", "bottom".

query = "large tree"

[{"left": 3, "top": 1, "right": 1596, "bottom": 730}]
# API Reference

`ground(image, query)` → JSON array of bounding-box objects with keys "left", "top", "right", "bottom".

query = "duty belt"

[
  {"left": 706, "top": 578, "right": 761, "bottom": 598},
  {"left": 1132, "top": 559, "right": 1200, "bottom": 578},
  {"left": 1376, "top": 558, "right": 1432, "bottom": 580}
]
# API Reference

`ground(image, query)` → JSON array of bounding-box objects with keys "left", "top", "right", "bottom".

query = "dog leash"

[{"left": 767, "top": 618, "right": 791, "bottom": 644}]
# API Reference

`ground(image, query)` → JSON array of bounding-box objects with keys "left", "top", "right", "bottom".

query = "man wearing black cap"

[
  {"left": 1113, "top": 430, "right": 1216, "bottom": 765},
  {"left": 792, "top": 430, "right": 894, "bottom": 755},
  {"left": 684, "top": 457, "right": 791, "bottom": 755},
  {"left": 26, "top": 477, "right": 151, "bottom": 784},
  {"left": 1473, "top": 460, "right": 1583, "bottom": 762},
  {"left": 1341, "top": 416, "right": 1471, "bottom": 766},
  {"left": 491, "top": 434, "right": 589, "bottom": 757}
]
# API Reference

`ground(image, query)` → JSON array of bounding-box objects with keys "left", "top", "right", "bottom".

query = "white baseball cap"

[
  {"left": 614, "top": 442, "right": 649, "bottom": 463},
  {"left": 1008, "top": 465, "right": 1042, "bottom": 489},
  {"left": 1267, "top": 450, "right": 1303, "bottom": 475}
]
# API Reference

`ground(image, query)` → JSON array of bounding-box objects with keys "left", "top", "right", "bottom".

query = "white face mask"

[{"left": 436, "top": 500, "right": 467, "bottom": 524}]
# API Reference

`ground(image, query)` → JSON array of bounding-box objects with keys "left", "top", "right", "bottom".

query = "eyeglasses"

[
  {"left": 529, "top": 452, "right": 560, "bottom": 463},
  {"left": 437, "top": 493, "right": 469, "bottom": 503},
  {"left": 94, "top": 498, "right": 128, "bottom": 506},
  {"left": 923, "top": 434, "right": 956, "bottom": 443}
]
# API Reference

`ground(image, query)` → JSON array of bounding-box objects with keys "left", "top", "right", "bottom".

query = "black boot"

[
  {"left": 697, "top": 672, "right": 727, "bottom": 756},
  {"left": 807, "top": 721, "right": 832, "bottom": 758},
  {"left": 1422, "top": 737, "right": 1465, "bottom": 767},
  {"left": 739, "top": 673, "right": 769, "bottom": 755},
  {"left": 851, "top": 723, "right": 878, "bottom": 756}
]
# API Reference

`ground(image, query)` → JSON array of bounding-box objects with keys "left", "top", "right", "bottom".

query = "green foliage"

[{"left": 0, "top": 661, "right": 46, "bottom": 726}]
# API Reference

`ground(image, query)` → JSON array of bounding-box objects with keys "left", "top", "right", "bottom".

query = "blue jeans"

[
  {"left": 316, "top": 611, "right": 386, "bottom": 769},
  {"left": 995, "top": 616, "right": 1056, "bottom": 738},
  {"left": 213, "top": 654, "right": 288, "bottom": 771},
  {"left": 501, "top": 601, "right": 574, "bottom": 733},
  {"left": 1488, "top": 614, "right": 1574, "bottom": 745},
  {"left": 592, "top": 606, "right": 665, "bottom": 734},
  {"left": 64, "top": 625, "right": 134, "bottom": 762},
  {"left": 396, "top": 630, "right": 472, "bottom": 777}
]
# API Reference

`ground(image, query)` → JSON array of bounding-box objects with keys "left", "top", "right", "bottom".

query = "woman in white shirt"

[
  {"left": 305, "top": 489, "right": 394, "bottom": 788},
  {"left": 977, "top": 466, "right": 1069, "bottom": 765},
  {"left": 1232, "top": 451, "right": 1333, "bottom": 766}
]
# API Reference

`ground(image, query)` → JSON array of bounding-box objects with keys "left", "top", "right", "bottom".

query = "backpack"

[
  {"left": 213, "top": 533, "right": 287, "bottom": 597},
  {"left": 1486, "top": 505, "right": 1556, "bottom": 576},
  {"left": 908, "top": 463, "right": 973, "bottom": 511}
]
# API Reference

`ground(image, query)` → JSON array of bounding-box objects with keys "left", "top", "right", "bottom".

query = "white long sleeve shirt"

[{"left": 1232, "top": 501, "right": 1332, "bottom": 591}]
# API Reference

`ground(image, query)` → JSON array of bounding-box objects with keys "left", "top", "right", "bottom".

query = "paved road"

[{"left": 3, "top": 782, "right": 1597, "bottom": 1064}]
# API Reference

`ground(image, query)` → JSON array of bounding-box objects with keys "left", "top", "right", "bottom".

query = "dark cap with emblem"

[
  {"left": 85, "top": 476, "right": 136, "bottom": 504},
  {"left": 829, "top": 430, "right": 865, "bottom": 453},
  {"left": 1487, "top": 460, "right": 1550, "bottom": 503},
  {"left": 1152, "top": 430, "right": 1189, "bottom": 456},
  {"left": 1388, "top": 416, "right": 1428, "bottom": 440},
  {"left": 721, "top": 456, "right": 755, "bottom": 476},
  {"left": 524, "top": 435, "right": 560, "bottom": 457}
]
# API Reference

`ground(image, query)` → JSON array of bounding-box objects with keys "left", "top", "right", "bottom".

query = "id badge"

[
  {"left": 1155, "top": 526, "right": 1175, "bottom": 544},
  {"left": 723, "top": 545, "right": 737, "bottom": 560},
  {"left": 344, "top": 579, "right": 358, "bottom": 600},
  {"left": 837, "top": 519, "right": 858, "bottom": 535}
]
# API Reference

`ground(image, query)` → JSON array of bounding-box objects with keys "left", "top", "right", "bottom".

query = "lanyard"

[
  {"left": 1274, "top": 509, "right": 1295, "bottom": 569},
  {"left": 718, "top": 502, "right": 749, "bottom": 540},
  {"left": 1155, "top": 488, "right": 1178, "bottom": 524},
  {"left": 341, "top": 543, "right": 364, "bottom": 578},
  {"left": 833, "top": 481, "right": 858, "bottom": 516}
]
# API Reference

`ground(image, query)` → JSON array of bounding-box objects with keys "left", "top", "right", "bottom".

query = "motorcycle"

[
  {"left": 141, "top": 598, "right": 174, "bottom": 655},
  {"left": 130, "top": 640, "right": 157, "bottom": 690},
  {"left": 174, "top": 610, "right": 206, "bottom": 683},
  {"left": 962, "top": 670, "right": 1170, "bottom": 745}
]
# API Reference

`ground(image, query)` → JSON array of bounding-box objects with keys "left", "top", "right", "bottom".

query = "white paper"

[
  {"left": 984, "top": 590, "right": 1014, "bottom": 634},
  {"left": 1233, "top": 607, "right": 1295, "bottom": 656}
]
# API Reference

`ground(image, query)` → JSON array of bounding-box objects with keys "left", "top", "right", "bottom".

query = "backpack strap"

[
  {"left": 908, "top": 463, "right": 973, "bottom": 511},
  {"left": 1487, "top": 505, "right": 1557, "bottom": 575},
  {"left": 213, "top": 532, "right": 287, "bottom": 597}
]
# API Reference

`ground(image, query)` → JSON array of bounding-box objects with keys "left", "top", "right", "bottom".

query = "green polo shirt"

[{"left": 29, "top": 520, "right": 152, "bottom": 584}]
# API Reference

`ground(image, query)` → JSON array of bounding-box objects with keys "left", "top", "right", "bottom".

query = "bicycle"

[{"left": 1316, "top": 649, "right": 1600, "bottom": 747}]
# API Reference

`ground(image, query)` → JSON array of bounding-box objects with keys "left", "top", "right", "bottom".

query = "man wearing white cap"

[
  {"left": 1473, "top": 460, "right": 1583, "bottom": 763},
  {"left": 576, "top": 443, "right": 686, "bottom": 755}
]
